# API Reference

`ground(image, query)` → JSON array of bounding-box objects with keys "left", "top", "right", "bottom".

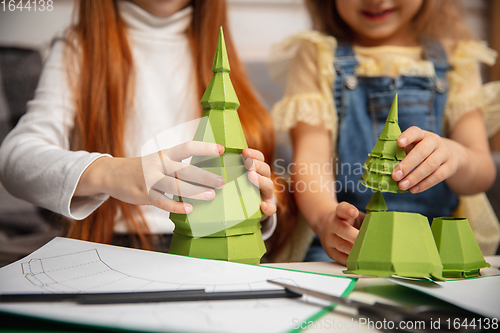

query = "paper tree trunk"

[
  {"left": 431, "top": 217, "right": 490, "bottom": 278},
  {"left": 365, "top": 190, "right": 387, "bottom": 212},
  {"left": 344, "top": 95, "right": 444, "bottom": 280},
  {"left": 169, "top": 28, "right": 265, "bottom": 264}
]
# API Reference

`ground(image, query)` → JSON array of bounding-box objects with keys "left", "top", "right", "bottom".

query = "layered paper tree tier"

[
  {"left": 170, "top": 154, "right": 263, "bottom": 238},
  {"left": 431, "top": 217, "right": 490, "bottom": 278},
  {"left": 345, "top": 211, "right": 444, "bottom": 281},
  {"left": 170, "top": 224, "right": 266, "bottom": 265},
  {"left": 360, "top": 95, "right": 406, "bottom": 194}
]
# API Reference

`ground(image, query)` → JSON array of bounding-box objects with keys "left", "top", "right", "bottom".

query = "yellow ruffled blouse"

[
  {"left": 269, "top": 31, "right": 500, "bottom": 257},
  {"left": 270, "top": 31, "right": 500, "bottom": 150}
]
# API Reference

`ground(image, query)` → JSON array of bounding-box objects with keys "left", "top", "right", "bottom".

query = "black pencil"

[{"left": 0, "top": 288, "right": 301, "bottom": 304}]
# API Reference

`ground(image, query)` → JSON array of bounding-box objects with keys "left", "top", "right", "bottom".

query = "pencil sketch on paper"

[
  {"left": 20, "top": 249, "right": 300, "bottom": 296},
  {"left": 0, "top": 238, "right": 355, "bottom": 333}
]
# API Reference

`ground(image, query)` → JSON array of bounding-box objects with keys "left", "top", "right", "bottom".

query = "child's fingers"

[
  {"left": 398, "top": 126, "right": 426, "bottom": 147},
  {"left": 167, "top": 163, "right": 225, "bottom": 189},
  {"left": 408, "top": 162, "right": 454, "bottom": 194},
  {"left": 331, "top": 218, "right": 359, "bottom": 244},
  {"left": 166, "top": 142, "right": 224, "bottom": 161},
  {"left": 242, "top": 148, "right": 265, "bottom": 162},
  {"left": 256, "top": 160, "right": 271, "bottom": 178},
  {"left": 398, "top": 148, "right": 447, "bottom": 191},
  {"left": 331, "top": 234, "right": 354, "bottom": 255},
  {"left": 248, "top": 171, "right": 274, "bottom": 201},
  {"left": 353, "top": 211, "right": 366, "bottom": 229},
  {"left": 403, "top": 142, "right": 417, "bottom": 155},
  {"left": 151, "top": 176, "right": 216, "bottom": 200},
  {"left": 392, "top": 134, "right": 439, "bottom": 181},
  {"left": 149, "top": 190, "right": 193, "bottom": 214},
  {"left": 247, "top": 169, "right": 258, "bottom": 187},
  {"left": 336, "top": 202, "right": 359, "bottom": 221},
  {"left": 260, "top": 200, "right": 277, "bottom": 217},
  {"left": 327, "top": 247, "right": 349, "bottom": 265},
  {"left": 244, "top": 157, "right": 271, "bottom": 178}
]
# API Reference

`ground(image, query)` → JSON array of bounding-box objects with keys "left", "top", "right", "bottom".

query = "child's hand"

[
  {"left": 392, "top": 126, "right": 461, "bottom": 194},
  {"left": 319, "top": 202, "right": 365, "bottom": 265},
  {"left": 242, "top": 148, "right": 277, "bottom": 218},
  {"left": 76, "top": 141, "right": 226, "bottom": 214}
]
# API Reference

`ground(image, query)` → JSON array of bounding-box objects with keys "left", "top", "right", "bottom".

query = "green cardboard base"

[
  {"left": 431, "top": 217, "right": 490, "bottom": 278},
  {"left": 442, "top": 268, "right": 481, "bottom": 279},
  {"left": 169, "top": 226, "right": 266, "bottom": 264},
  {"left": 344, "top": 211, "right": 444, "bottom": 281}
]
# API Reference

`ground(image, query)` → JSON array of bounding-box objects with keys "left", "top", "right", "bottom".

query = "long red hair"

[{"left": 65, "top": 0, "right": 294, "bottom": 255}]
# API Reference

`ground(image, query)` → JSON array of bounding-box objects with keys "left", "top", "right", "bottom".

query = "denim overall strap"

[
  {"left": 420, "top": 36, "right": 451, "bottom": 135},
  {"left": 333, "top": 41, "right": 458, "bottom": 220},
  {"left": 334, "top": 43, "right": 359, "bottom": 123}
]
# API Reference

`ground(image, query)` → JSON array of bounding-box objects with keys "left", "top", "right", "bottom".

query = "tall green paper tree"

[
  {"left": 168, "top": 27, "right": 265, "bottom": 264},
  {"left": 360, "top": 94, "right": 406, "bottom": 211}
]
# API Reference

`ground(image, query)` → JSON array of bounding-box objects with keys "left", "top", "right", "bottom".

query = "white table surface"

[{"left": 264, "top": 256, "right": 500, "bottom": 332}]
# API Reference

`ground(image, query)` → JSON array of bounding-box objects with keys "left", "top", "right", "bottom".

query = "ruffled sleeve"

[
  {"left": 269, "top": 31, "right": 338, "bottom": 144},
  {"left": 444, "top": 40, "right": 500, "bottom": 137}
]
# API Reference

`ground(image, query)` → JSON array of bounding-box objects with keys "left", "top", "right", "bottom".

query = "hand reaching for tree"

[
  {"left": 318, "top": 202, "right": 365, "bottom": 265},
  {"left": 75, "top": 143, "right": 277, "bottom": 218},
  {"left": 75, "top": 141, "right": 227, "bottom": 214},
  {"left": 391, "top": 126, "right": 461, "bottom": 194}
]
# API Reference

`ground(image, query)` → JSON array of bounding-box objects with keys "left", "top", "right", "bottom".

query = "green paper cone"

[
  {"left": 344, "top": 211, "right": 444, "bottom": 281},
  {"left": 360, "top": 94, "right": 406, "bottom": 194},
  {"left": 378, "top": 95, "right": 401, "bottom": 141},
  {"left": 365, "top": 191, "right": 387, "bottom": 212},
  {"left": 431, "top": 217, "right": 491, "bottom": 278},
  {"left": 169, "top": 27, "right": 265, "bottom": 264}
]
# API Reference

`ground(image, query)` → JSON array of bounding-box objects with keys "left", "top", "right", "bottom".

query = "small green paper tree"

[
  {"left": 360, "top": 94, "right": 406, "bottom": 211},
  {"left": 168, "top": 27, "right": 265, "bottom": 264},
  {"left": 345, "top": 94, "right": 445, "bottom": 281}
]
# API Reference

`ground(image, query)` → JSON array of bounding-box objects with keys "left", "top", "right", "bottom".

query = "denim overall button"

[
  {"left": 434, "top": 77, "right": 449, "bottom": 93},
  {"left": 345, "top": 76, "right": 358, "bottom": 90}
]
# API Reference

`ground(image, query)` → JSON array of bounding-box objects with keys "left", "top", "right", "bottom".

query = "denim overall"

[{"left": 305, "top": 39, "right": 459, "bottom": 262}]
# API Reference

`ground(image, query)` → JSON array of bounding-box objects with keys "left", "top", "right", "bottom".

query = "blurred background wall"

[
  {"left": 0, "top": 0, "right": 498, "bottom": 115},
  {"left": 0, "top": 1, "right": 494, "bottom": 59},
  {"left": 0, "top": 1, "right": 493, "bottom": 62}
]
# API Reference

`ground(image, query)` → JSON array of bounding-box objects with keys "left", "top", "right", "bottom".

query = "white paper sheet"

[
  {"left": 0, "top": 237, "right": 356, "bottom": 333},
  {"left": 390, "top": 272, "right": 500, "bottom": 320}
]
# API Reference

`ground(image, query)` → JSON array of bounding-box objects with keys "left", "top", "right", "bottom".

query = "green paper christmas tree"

[
  {"left": 344, "top": 94, "right": 445, "bottom": 281},
  {"left": 168, "top": 27, "right": 265, "bottom": 264},
  {"left": 360, "top": 95, "right": 406, "bottom": 198}
]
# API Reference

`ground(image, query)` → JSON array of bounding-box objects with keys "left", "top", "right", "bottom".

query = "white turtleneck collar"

[{"left": 118, "top": 0, "right": 192, "bottom": 37}]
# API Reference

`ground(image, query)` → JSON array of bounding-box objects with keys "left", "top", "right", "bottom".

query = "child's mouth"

[{"left": 361, "top": 8, "right": 396, "bottom": 21}]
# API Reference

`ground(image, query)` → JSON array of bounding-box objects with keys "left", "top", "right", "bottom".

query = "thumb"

[{"left": 336, "top": 202, "right": 359, "bottom": 225}]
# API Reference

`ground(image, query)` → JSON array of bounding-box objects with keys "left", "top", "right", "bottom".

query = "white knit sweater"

[{"left": 0, "top": 1, "right": 276, "bottom": 238}]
